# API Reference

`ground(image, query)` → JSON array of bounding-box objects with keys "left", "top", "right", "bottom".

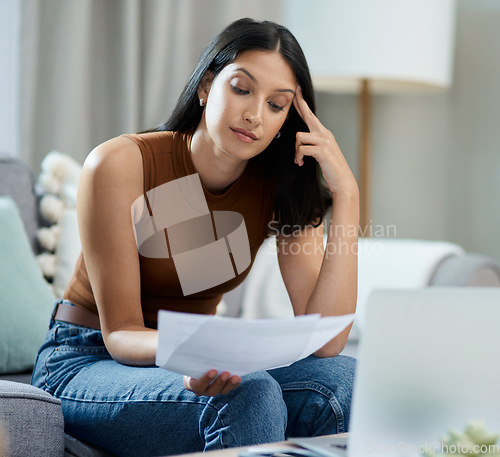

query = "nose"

[{"left": 243, "top": 101, "right": 263, "bottom": 126}]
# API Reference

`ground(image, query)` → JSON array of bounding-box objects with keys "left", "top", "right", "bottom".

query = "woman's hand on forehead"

[{"left": 293, "top": 86, "right": 358, "bottom": 196}]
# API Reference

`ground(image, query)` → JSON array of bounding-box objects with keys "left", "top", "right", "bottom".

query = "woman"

[{"left": 32, "top": 18, "right": 359, "bottom": 457}]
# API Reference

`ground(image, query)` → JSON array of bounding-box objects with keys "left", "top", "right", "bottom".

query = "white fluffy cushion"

[{"left": 52, "top": 209, "right": 81, "bottom": 299}]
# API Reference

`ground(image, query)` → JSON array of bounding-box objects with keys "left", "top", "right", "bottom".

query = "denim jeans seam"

[
  {"left": 41, "top": 346, "right": 111, "bottom": 396},
  {"left": 205, "top": 399, "right": 229, "bottom": 449},
  {"left": 54, "top": 346, "right": 110, "bottom": 354},
  {"left": 42, "top": 346, "right": 58, "bottom": 395},
  {"left": 280, "top": 381, "right": 345, "bottom": 433},
  {"left": 57, "top": 395, "right": 216, "bottom": 407},
  {"left": 59, "top": 393, "right": 224, "bottom": 448}
]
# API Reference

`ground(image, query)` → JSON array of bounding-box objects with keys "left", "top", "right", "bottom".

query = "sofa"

[
  {"left": 0, "top": 154, "right": 113, "bottom": 457},
  {"left": 1, "top": 152, "right": 500, "bottom": 457}
]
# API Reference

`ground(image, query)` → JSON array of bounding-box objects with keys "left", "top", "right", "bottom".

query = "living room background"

[{"left": 1, "top": 0, "right": 498, "bottom": 262}]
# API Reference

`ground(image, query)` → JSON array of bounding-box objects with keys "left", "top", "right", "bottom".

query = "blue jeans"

[{"left": 31, "top": 304, "right": 357, "bottom": 457}]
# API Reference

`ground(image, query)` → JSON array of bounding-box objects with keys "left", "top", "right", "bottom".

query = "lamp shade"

[{"left": 283, "top": 0, "right": 456, "bottom": 93}]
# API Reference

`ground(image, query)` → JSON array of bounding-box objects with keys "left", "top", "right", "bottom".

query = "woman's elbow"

[
  {"left": 313, "top": 330, "right": 351, "bottom": 358},
  {"left": 313, "top": 340, "right": 345, "bottom": 358}
]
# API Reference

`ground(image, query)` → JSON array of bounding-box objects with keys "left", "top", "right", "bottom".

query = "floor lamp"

[{"left": 283, "top": 0, "right": 456, "bottom": 232}]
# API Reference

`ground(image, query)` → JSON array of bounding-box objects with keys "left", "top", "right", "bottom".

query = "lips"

[{"left": 231, "top": 127, "right": 258, "bottom": 143}]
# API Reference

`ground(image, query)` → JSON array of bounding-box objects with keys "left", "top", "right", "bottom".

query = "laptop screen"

[{"left": 348, "top": 288, "right": 500, "bottom": 457}]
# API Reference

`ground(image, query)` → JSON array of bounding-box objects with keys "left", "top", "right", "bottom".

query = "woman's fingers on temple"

[
  {"left": 293, "top": 86, "right": 322, "bottom": 132},
  {"left": 295, "top": 133, "right": 309, "bottom": 166},
  {"left": 293, "top": 91, "right": 304, "bottom": 120},
  {"left": 295, "top": 145, "right": 318, "bottom": 167},
  {"left": 295, "top": 132, "right": 326, "bottom": 165},
  {"left": 295, "top": 131, "right": 313, "bottom": 147}
]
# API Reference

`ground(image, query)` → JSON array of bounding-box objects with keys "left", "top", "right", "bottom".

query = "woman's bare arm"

[
  {"left": 77, "top": 137, "right": 157, "bottom": 365},
  {"left": 277, "top": 191, "right": 358, "bottom": 358},
  {"left": 277, "top": 87, "right": 359, "bottom": 358}
]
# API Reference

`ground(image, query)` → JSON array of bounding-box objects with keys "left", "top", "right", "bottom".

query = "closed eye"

[
  {"left": 269, "top": 102, "right": 285, "bottom": 112},
  {"left": 232, "top": 84, "right": 285, "bottom": 112},
  {"left": 231, "top": 85, "right": 249, "bottom": 95}
]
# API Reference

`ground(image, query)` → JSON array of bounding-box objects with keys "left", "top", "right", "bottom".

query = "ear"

[{"left": 197, "top": 70, "right": 214, "bottom": 102}]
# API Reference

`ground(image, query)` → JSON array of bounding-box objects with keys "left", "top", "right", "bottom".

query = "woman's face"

[{"left": 198, "top": 50, "right": 297, "bottom": 161}]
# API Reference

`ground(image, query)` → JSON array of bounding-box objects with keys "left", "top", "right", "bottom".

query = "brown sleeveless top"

[{"left": 64, "top": 131, "right": 276, "bottom": 327}]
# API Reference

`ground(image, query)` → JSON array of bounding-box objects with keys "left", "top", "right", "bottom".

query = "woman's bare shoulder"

[{"left": 81, "top": 136, "right": 143, "bottom": 194}]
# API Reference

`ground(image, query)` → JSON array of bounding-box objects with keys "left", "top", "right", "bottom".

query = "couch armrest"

[
  {"left": 430, "top": 253, "right": 500, "bottom": 286},
  {"left": 0, "top": 381, "right": 64, "bottom": 456}
]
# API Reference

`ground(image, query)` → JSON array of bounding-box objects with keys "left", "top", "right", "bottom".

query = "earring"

[
  {"left": 199, "top": 98, "right": 205, "bottom": 107},
  {"left": 275, "top": 131, "right": 281, "bottom": 139}
]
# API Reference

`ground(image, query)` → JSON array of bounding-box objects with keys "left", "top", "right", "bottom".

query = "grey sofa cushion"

[
  {"left": 0, "top": 380, "right": 64, "bottom": 456},
  {"left": 0, "top": 154, "right": 39, "bottom": 253}
]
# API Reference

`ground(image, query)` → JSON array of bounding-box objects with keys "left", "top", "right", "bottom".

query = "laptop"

[{"left": 291, "top": 288, "right": 500, "bottom": 457}]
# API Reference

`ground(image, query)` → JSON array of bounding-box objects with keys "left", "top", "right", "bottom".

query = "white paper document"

[{"left": 155, "top": 311, "right": 355, "bottom": 378}]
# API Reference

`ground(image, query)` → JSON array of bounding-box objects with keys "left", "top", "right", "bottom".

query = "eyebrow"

[{"left": 235, "top": 67, "right": 296, "bottom": 95}]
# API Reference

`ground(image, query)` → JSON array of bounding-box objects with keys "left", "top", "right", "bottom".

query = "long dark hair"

[{"left": 150, "top": 18, "right": 331, "bottom": 235}]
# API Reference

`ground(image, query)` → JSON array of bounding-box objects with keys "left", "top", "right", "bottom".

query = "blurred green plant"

[{"left": 422, "top": 420, "right": 500, "bottom": 456}]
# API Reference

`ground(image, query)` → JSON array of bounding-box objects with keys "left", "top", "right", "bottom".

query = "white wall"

[
  {"left": 311, "top": 0, "right": 500, "bottom": 262},
  {"left": 448, "top": 0, "right": 500, "bottom": 262},
  {"left": 0, "top": 0, "right": 20, "bottom": 156}
]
